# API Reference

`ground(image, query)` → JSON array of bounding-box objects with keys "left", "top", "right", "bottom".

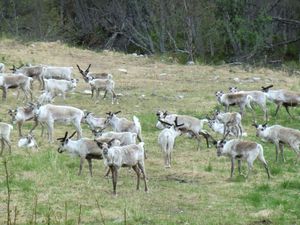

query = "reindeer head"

[
  {"left": 252, "top": 122, "right": 268, "bottom": 137},
  {"left": 8, "top": 109, "right": 17, "bottom": 124},
  {"left": 215, "top": 131, "right": 230, "bottom": 157},
  {"left": 91, "top": 127, "right": 106, "bottom": 138},
  {"left": 105, "top": 111, "right": 121, "bottom": 123},
  {"left": 57, "top": 131, "right": 77, "bottom": 153},
  {"left": 158, "top": 117, "right": 184, "bottom": 132},
  {"left": 77, "top": 64, "right": 91, "bottom": 82},
  {"left": 156, "top": 110, "right": 168, "bottom": 120},
  {"left": 215, "top": 91, "right": 224, "bottom": 98},
  {"left": 228, "top": 87, "right": 238, "bottom": 93},
  {"left": 83, "top": 111, "right": 92, "bottom": 122},
  {"left": 94, "top": 138, "right": 116, "bottom": 155}
]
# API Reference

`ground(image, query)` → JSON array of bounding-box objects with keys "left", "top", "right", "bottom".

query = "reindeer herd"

[{"left": 0, "top": 61, "right": 300, "bottom": 196}]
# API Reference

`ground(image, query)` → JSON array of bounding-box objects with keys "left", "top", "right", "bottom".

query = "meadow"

[{"left": 0, "top": 39, "right": 300, "bottom": 225}]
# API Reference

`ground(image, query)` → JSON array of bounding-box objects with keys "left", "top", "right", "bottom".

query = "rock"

[
  {"left": 176, "top": 95, "right": 184, "bottom": 99},
  {"left": 233, "top": 77, "right": 240, "bottom": 82},
  {"left": 83, "top": 90, "right": 92, "bottom": 95},
  {"left": 118, "top": 68, "right": 127, "bottom": 74},
  {"left": 187, "top": 61, "right": 195, "bottom": 65}
]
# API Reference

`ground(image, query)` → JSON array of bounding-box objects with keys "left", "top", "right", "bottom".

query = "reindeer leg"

[
  {"left": 111, "top": 166, "right": 118, "bottom": 196},
  {"left": 78, "top": 157, "right": 85, "bottom": 176},
  {"left": 279, "top": 143, "right": 285, "bottom": 162},
  {"left": 0, "top": 139, "right": 4, "bottom": 156},
  {"left": 87, "top": 158, "right": 93, "bottom": 177},
  {"left": 199, "top": 131, "right": 210, "bottom": 148},
  {"left": 284, "top": 105, "right": 293, "bottom": 118},
  {"left": 138, "top": 162, "right": 148, "bottom": 192},
  {"left": 132, "top": 165, "right": 141, "bottom": 190},
  {"left": 230, "top": 157, "right": 235, "bottom": 178},
  {"left": 275, "top": 142, "right": 280, "bottom": 162},
  {"left": 274, "top": 104, "right": 281, "bottom": 117}
]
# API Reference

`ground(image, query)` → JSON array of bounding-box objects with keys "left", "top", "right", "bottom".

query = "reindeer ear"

[
  {"left": 262, "top": 122, "right": 268, "bottom": 127},
  {"left": 114, "top": 111, "right": 121, "bottom": 115}
]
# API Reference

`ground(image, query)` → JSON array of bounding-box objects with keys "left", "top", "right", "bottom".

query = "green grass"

[{"left": 0, "top": 39, "right": 300, "bottom": 224}]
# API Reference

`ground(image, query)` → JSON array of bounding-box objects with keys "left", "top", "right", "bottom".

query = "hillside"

[{"left": 0, "top": 39, "right": 300, "bottom": 224}]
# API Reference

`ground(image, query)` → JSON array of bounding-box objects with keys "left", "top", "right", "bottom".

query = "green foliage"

[
  {"left": 0, "top": 0, "right": 299, "bottom": 63},
  {"left": 280, "top": 180, "right": 300, "bottom": 190}
]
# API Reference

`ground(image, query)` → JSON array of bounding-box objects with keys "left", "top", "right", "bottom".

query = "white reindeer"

[
  {"left": 253, "top": 122, "right": 300, "bottom": 162},
  {"left": 158, "top": 117, "right": 184, "bottom": 168},
  {"left": 212, "top": 132, "right": 270, "bottom": 179}
]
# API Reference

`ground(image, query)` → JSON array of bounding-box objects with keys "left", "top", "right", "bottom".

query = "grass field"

[{"left": 0, "top": 39, "right": 300, "bottom": 225}]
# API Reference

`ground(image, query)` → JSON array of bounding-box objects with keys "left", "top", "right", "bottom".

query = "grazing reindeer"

[
  {"left": 32, "top": 104, "right": 84, "bottom": 142},
  {"left": 57, "top": 131, "right": 104, "bottom": 176},
  {"left": 158, "top": 117, "right": 184, "bottom": 168},
  {"left": 12, "top": 65, "right": 45, "bottom": 89},
  {"left": 215, "top": 91, "right": 254, "bottom": 117},
  {"left": 77, "top": 64, "right": 111, "bottom": 82},
  {"left": 105, "top": 111, "right": 143, "bottom": 142},
  {"left": 229, "top": 87, "right": 268, "bottom": 121},
  {"left": 156, "top": 111, "right": 210, "bottom": 150},
  {"left": 261, "top": 85, "right": 300, "bottom": 118},
  {"left": 0, "top": 74, "right": 33, "bottom": 101},
  {"left": 212, "top": 132, "right": 270, "bottom": 179},
  {"left": 8, "top": 103, "right": 44, "bottom": 137},
  {"left": 96, "top": 139, "right": 148, "bottom": 195},
  {"left": 87, "top": 76, "right": 117, "bottom": 104},
  {"left": 253, "top": 122, "right": 300, "bottom": 162},
  {"left": 213, "top": 111, "right": 244, "bottom": 138}
]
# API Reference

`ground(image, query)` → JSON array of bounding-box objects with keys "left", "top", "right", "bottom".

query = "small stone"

[{"left": 118, "top": 68, "right": 127, "bottom": 74}]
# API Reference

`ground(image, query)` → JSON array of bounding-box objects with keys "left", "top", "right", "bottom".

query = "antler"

[
  {"left": 76, "top": 64, "right": 84, "bottom": 73},
  {"left": 158, "top": 119, "right": 173, "bottom": 127},
  {"left": 221, "top": 131, "right": 230, "bottom": 142},
  {"left": 114, "top": 111, "right": 121, "bottom": 115},
  {"left": 57, "top": 131, "right": 68, "bottom": 141},
  {"left": 86, "top": 64, "right": 91, "bottom": 72},
  {"left": 174, "top": 117, "right": 184, "bottom": 127},
  {"left": 68, "top": 131, "right": 77, "bottom": 139},
  {"left": 261, "top": 85, "right": 274, "bottom": 90}
]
